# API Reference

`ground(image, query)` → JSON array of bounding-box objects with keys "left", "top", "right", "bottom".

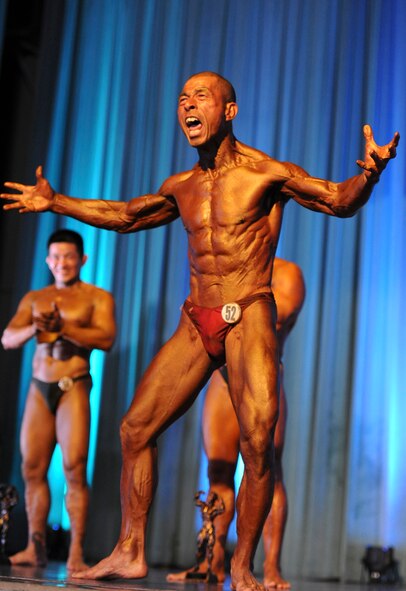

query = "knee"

[
  {"left": 239, "top": 412, "right": 278, "bottom": 472},
  {"left": 120, "top": 413, "right": 151, "bottom": 455},
  {"left": 243, "top": 422, "right": 274, "bottom": 457},
  {"left": 208, "top": 459, "right": 236, "bottom": 490},
  {"left": 63, "top": 456, "right": 87, "bottom": 488},
  {"left": 21, "top": 458, "right": 47, "bottom": 483},
  {"left": 274, "top": 458, "right": 283, "bottom": 483}
]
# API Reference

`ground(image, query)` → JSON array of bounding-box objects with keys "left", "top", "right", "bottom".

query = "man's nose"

[{"left": 184, "top": 99, "right": 196, "bottom": 111}]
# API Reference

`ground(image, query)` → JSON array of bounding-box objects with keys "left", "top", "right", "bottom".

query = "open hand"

[
  {"left": 356, "top": 125, "right": 400, "bottom": 178},
  {"left": 1, "top": 166, "right": 55, "bottom": 213}
]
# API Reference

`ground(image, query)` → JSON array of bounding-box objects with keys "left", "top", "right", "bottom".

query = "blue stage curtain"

[
  {"left": 0, "top": 1, "right": 8, "bottom": 52},
  {"left": 0, "top": 0, "right": 404, "bottom": 580}
]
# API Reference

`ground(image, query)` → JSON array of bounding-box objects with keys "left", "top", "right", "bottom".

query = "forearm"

[
  {"left": 333, "top": 170, "right": 379, "bottom": 217},
  {"left": 60, "top": 324, "right": 115, "bottom": 351},
  {"left": 52, "top": 193, "right": 131, "bottom": 231},
  {"left": 287, "top": 169, "right": 379, "bottom": 218},
  {"left": 51, "top": 192, "right": 179, "bottom": 233},
  {"left": 1, "top": 324, "right": 36, "bottom": 349}
]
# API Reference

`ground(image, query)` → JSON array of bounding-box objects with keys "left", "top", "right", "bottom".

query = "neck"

[
  {"left": 54, "top": 277, "right": 81, "bottom": 289},
  {"left": 197, "top": 133, "right": 237, "bottom": 171}
]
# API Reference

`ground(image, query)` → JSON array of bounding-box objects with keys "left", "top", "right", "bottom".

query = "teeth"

[{"left": 186, "top": 116, "right": 200, "bottom": 127}]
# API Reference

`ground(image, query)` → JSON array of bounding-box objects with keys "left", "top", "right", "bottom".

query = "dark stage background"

[{"left": 0, "top": 0, "right": 405, "bottom": 582}]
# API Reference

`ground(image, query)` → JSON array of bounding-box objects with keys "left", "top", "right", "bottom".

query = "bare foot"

[
  {"left": 9, "top": 547, "right": 47, "bottom": 568},
  {"left": 67, "top": 555, "right": 88, "bottom": 572},
  {"left": 231, "top": 565, "right": 264, "bottom": 591},
  {"left": 166, "top": 563, "right": 226, "bottom": 583},
  {"left": 264, "top": 567, "right": 291, "bottom": 590},
  {"left": 72, "top": 547, "right": 148, "bottom": 580}
]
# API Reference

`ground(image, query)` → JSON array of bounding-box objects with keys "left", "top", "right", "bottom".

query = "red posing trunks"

[{"left": 183, "top": 292, "right": 275, "bottom": 365}]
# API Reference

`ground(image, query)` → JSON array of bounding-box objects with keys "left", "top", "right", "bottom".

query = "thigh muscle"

[
  {"left": 225, "top": 299, "right": 279, "bottom": 442},
  {"left": 202, "top": 369, "right": 240, "bottom": 462},
  {"left": 123, "top": 312, "right": 217, "bottom": 442},
  {"left": 20, "top": 384, "right": 56, "bottom": 473},
  {"left": 56, "top": 382, "right": 91, "bottom": 469}
]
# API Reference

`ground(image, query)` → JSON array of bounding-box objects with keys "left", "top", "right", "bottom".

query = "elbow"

[
  {"left": 101, "top": 335, "right": 116, "bottom": 352},
  {"left": 117, "top": 223, "right": 138, "bottom": 234},
  {"left": 1, "top": 333, "right": 14, "bottom": 349},
  {"left": 332, "top": 205, "right": 358, "bottom": 218},
  {"left": 81, "top": 332, "right": 115, "bottom": 352}
]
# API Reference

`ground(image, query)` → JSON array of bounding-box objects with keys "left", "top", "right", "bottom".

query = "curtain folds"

[{"left": 0, "top": 0, "right": 404, "bottom": 581}]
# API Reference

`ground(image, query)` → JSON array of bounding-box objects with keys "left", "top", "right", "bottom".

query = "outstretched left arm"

[{"left": 283, "top": 125, "right": 400, "bottom": 217}]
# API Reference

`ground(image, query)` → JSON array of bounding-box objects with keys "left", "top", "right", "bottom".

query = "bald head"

[
  {"left": 178, "top": 72, "right": 238, "bottom": 148},
  {"left": 187, "top": 72, "right": 237, "bottom": 104}
]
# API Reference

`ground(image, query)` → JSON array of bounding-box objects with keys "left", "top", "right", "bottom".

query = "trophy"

[
  {"left": 0, "top": 484, "right": 19, "bottom": 564},
  {"left": 186, "top": 490, "right": 225, "bottom": 583}
]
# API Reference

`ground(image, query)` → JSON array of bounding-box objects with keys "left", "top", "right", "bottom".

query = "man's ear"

[
  {"left": 81, "top": 254, "right": 88, "bottom": 266},
  {"left": 225, "top": 102, "right": 238, "bottom": 121}
]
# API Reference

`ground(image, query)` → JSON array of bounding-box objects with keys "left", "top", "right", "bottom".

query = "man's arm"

[
  {"left": 59, "top": 290, "right": 116, "bottom": 351},
  {"left": 1, "top": 166, "right": 180, "bottom": 232},
  {"left": 1, "top": 293, "right": 37, "bottom": 349},
  {"left": 281, "top": 125, "right": 399, "bottom": 217}
]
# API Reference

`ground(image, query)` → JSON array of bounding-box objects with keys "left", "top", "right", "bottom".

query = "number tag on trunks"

[
  {"left": 58, "top": 376, "right": 73, "bottom": 392},
  {"left": 221, "top": 302, "right": 242, "bottom": 324}
]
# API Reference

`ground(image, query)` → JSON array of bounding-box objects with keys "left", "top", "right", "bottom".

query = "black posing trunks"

[{"left": 31, "top": 373, "right": 92, "bottom": 414}]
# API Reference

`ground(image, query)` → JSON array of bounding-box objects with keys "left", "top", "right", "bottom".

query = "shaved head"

[{"left": 187, "top": 72, "right": 236, "bottom": 103}]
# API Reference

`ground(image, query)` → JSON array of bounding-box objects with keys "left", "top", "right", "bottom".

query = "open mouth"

[{"left": 185, "top": 116, "right": 202, "bottom": 129}]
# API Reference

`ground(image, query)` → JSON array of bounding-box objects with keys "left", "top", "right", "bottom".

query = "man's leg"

[
  {"left": 167, "top": 368, "right": 240, "bottom": 582},
  {"left": 56, "top": 380, "right": 91, "bottom": 572},
  {"left": 263, "top": 365, "right": 290, "bottom": 589},
  {"left": 203, "top": 370, "right": 240, "bottom": 578},
  {"left": 226, "top": 297, "right": 279, "bottom": 591},
  {"left": 74, "top": 313, "right": 215, "bottom": 579},
  {"left": 10, "top": 384, "right": 56, "bottom": 566}
]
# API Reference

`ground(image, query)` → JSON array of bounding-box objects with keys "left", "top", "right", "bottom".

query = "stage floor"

[{"left": 0, "top": 562, "right": 404, "bottom": 591}]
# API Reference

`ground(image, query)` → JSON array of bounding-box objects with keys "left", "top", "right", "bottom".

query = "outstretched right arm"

[{"left": 1, "top": 166, "right": 180, "bottom": 233}]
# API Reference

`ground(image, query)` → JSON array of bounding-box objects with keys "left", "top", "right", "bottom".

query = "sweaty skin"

[
  {"left": 1, "top": 238, "right": 116, "bottom": 571},
  {"left": 0, "top": 72, "right": 399, "bottom": 591},
  {"left": 167, "top": 258, "right": 305, "bottom": 590}
]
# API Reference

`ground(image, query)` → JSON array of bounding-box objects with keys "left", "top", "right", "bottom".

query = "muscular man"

[
  {"left": 1, "top": 229, "right": 116, "bottom": 571},
  {"left": 167, "top": 258, "right": 305, "bottom": 589},
  {"left": 1, "top": 72, "right": 398, "bottom": 590}
]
